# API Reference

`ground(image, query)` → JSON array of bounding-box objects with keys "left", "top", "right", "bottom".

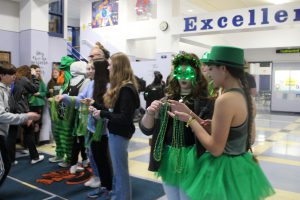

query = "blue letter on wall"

[
  {"left": 218, "top": 17, "right": 228, "bottom": 28},
  {"left": 201, "top": 19, "right": 213, "bottom": 30},
  {"left": 184, "top": 17, "right": 197, "bottom": 32},
  {"left": 275, "top": 10, "right": 288, "bottom": 23},
  {"left": 294, "top": 9, "right": 300, "bottom": 21}
]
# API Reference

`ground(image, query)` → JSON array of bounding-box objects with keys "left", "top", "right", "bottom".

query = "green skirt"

[
  {"left": 181, "top": 147, "right": 275, "bottom": 200},
  {"left": 156, "top": 145, "right": 194, "bottom": 186}
]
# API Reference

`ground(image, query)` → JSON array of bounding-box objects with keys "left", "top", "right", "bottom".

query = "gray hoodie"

[{"left": 0, "top": 82, "right": 28, "bottom": 137}]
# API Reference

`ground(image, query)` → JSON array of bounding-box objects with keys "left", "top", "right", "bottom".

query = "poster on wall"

[
  {"left": 290, "top": 70, "right": 300, "bottom": 91},
  {"left": 274, "top": 70, "right": 300, "bottom": 92},
  {"left": 92, "top": 0, "right": 119, "bottom": 28},
  {"left": 274, "top": 70, "right": 290, "bottom": 91},
  {"left": 0, "top": 51, "right": 11, "bottom": 64}
]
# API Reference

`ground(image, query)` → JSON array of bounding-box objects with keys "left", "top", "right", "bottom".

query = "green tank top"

[{"left": 223, "top": 88, "right": 249, "bottom": 155}]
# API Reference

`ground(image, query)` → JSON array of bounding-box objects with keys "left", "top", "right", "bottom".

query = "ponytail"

[{"left": 240, "top": 72, "right": 253, "bottom": 151}]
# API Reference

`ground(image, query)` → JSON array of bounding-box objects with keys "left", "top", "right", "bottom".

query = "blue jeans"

[
  {"left": 86, "top": 132, "right": 99, "bottom": 177},
  {"left": 163, "top": 183, "right": 190, "bottom": 200},
  {"left": 109, "top": 133, "right": 131, "bottom": 200}
]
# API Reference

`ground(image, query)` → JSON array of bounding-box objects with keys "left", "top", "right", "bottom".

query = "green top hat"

[
  {"left": 200, "top": 52, "right": 210, "bottom": 64},
  {"left": 207, "top": 46, "right": 244, "bottom": 69},
  {"left": 59, "top": 56, "right": 75, "bottom": 70}
]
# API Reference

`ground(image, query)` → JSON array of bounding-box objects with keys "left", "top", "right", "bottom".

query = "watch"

[{"left": 159, "top": 21, "right": 169, "bottom": 31}]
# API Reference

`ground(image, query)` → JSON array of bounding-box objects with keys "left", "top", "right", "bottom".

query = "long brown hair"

[
  {"left": 103, "top": 52, "right": 138, "bottom": 108},
  {"left": 16, "top": 65, "right": 31, "bottom": 80},
  {"left": 225, "top": 66, "right": 253, "bottom": 150}
]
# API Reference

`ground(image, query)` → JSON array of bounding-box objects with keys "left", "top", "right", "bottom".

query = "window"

[{"left": 49, "top": 0, "right": 64, "bottom": 37}]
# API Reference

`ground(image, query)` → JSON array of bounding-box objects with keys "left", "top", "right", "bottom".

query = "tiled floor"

[{"left": 37, "top": 101, "right": 300, "bottom": 200}]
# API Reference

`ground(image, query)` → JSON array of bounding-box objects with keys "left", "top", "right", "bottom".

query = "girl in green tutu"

[
  {"left": 168, "top": 46, "right": 275, "bottom": 200},
  {"left": 139, "top": 52, "right": 214, "bottom": 200}
]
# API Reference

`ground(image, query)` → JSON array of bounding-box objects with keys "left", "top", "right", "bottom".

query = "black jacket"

[
  {"left": 13, "top": 76, "right": 39, "bottom": 113},
  {"left": 139, "top": 97, "right": 214, "bottom": 172},
  {"left": 100, "top": 83, "right": 140, "bottom": 139}
]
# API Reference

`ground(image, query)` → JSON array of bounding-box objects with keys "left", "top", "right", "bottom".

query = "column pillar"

[
  {"left": 156, "top": 0, "right": 180, "bottom": 81},
  {"left": 19, "top": 0, "right": 50, "bottom": 142},
  {"left": 19, "top": 0, "right": 49, "bottom": 72}
]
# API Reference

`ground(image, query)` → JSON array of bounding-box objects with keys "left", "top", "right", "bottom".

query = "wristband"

[{"left": 186, "top": 116, "right": 195, "bottom": 127}]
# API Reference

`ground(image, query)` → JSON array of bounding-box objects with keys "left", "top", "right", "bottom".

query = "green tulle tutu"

[
  {"left": 156, "top": 145, "right": 194, "bottom": 185},
  {"left": 181, "top": 147, "right": 275, "bottom": 200}
]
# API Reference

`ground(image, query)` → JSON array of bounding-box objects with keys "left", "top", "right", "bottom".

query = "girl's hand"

[
  {"left": 201, "top": 119, "right": 212, "bottom": 133},
  {"left": 54, "top": 95, "right": 63, "bottom": 102},
  {"left": 26, "top": 120, "right": 33, "bottom": 127},
  {"left": 89, "top": 106, "right": 96, "bottom": 113},
  {"left": 80, "top": 98, "right": 95, "bottom": 106},
  {"left": 92, "top": 109, "right": 101, "bottom": 119},
  {"left": 168, "top": 100, "right": 191, "bottom": 114},
  {"left": 31, "top": 68, "right": 36, "bottom": 76},
  {"left": 167, "top": 110, "right": 190, "bottom": 122},
  {"left": 146, "top": 100, "right": 163, "bottom": 116}
]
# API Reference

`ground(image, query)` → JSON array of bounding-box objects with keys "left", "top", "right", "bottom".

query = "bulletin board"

[
  {"left": 271, "top": 62, "right": 300, "bottom": 113},
  {"left": 0, "top": 51, "right": 11, "bottom": 64}
]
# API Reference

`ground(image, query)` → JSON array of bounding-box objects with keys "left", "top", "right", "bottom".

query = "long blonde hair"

[{"left": 103, "top": 52, "right": 138, "bottom": 108}]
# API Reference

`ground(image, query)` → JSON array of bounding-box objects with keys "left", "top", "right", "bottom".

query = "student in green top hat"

[{"left": 168, "top": 46, "right": 275, "bottom": 200}]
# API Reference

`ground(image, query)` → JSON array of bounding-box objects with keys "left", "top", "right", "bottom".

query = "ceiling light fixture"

[{"left": 266, "top": 0, "right": 293, "bottom": 5}]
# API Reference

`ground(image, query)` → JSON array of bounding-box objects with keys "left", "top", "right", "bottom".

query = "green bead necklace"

[
  {"left": 172, "top": 115, "right": 185, "bottom": 173},
  {"left": 153, "top": 102, "right": 169, "bottom": 161},
  {"left": 153, "top": 101, "right": 186, "bottom": 173}
]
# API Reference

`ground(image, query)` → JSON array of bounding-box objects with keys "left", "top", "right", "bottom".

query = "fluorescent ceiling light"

[
  {"left": 266, "top": 0, "right": 293, "bottom": 4},
  {"left": 187, "top": 9, "right": 193, "bottom": 12}
]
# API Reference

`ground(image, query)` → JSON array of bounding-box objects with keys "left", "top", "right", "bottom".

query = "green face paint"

[{"left": 173, "top": 65, "right": 196, "bottom": 81}]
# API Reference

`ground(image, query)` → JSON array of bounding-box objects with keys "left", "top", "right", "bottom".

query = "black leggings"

[
  {"left": 91, "top": 135, "right": 113, "bottom": 190},
  {"left": 70, "top": 136, "right": 87, "bottom": 165},
  {"left": 30, "top": 106, "right": 44, "bottom": 144},
  {"left": 0, "top": 136, "right": 11, "bottom": 187},
  {"left": 7, "top": 124, "right": 39, "bottom": 161}
]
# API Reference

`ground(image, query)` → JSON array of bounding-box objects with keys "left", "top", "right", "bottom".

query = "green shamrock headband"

[{"left": 172, "top": 53, "right": 200, "bottom": 69}]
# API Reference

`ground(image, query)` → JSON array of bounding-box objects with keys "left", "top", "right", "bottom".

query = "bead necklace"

[
  {"left": 171, "top": 115, "right": 185, "bottom": 173},
  {"left": 153, "top": 102, "right": 170, "bottom": 161},
  {"left": 153, "top": 100, "right": 186, "bottom": 174}
]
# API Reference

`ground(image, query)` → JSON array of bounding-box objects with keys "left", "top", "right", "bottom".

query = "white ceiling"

[
  {"left": 65, "top": 0, "right": 300, "bottom": 48},
  {"left": 10, "top": 0, "right": 300, "bottom": 49}
]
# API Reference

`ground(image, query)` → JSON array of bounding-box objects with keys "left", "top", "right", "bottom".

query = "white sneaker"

[
  {"left": 84, "top": 176, "right": 101, "bottom": 188},
  {"left": 31, "top": 155, "right": 44, "bottom": 164},
  {"left": 69, "top": 164, "right": 84, "bottom": 174},
  {"left": 84, "top": 176, "right": 95, "bottom": 187},
  {"left": 49, "top": 156, "right": 64, "bottom": 163},
  {"left": 58, "top": 161, "right": 70, "bottom": 168}
]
